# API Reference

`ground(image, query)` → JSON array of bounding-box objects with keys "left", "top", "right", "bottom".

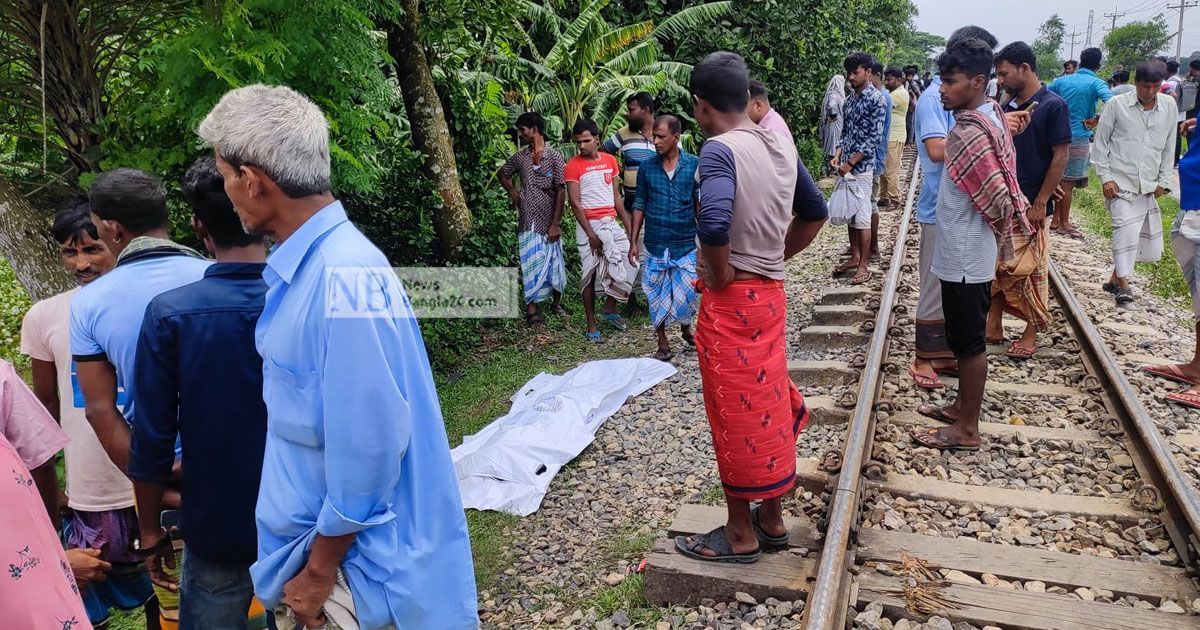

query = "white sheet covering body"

[{"left": 451, "top": 358, "right": 677, "bottom": 515}]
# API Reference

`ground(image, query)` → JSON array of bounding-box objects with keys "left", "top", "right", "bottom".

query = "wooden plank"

[
  {"left": 787, "top": 359, "right": 858, "bottom": 387},
  {"left": 643, "top": 538, "right": 814, "bottom": 606},
  {"left": 793, "top": 458, "right": 1144, "bottom": 521},
  {"left": 887, "top": 411, "right": 1108, "bottom": 444},
  {"left": 939, "top": 376, "right": 1085, "bottom": 398},
  {"left": 856, "top": 570, "right": 1198, "bottom": 630},
  {"left": 666, "top": 504, "right": 822, "bottom": 550},
  {"left": 857, "top": 528, "right": 1196, "bottom": 605}
]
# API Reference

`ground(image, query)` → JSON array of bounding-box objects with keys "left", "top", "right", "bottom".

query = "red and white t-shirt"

[{"left": 564, "top": 153, "right": 618, "bottom": 220}]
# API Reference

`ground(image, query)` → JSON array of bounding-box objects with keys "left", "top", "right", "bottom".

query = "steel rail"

[
  {"left": 804, "top": 160, "right": 921, "bottom": 630},
  {"left": 1047, "top": 259, "right": 1200, "bottom": 568}
]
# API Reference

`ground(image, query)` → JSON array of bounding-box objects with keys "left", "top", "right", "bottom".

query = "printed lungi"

[
  {"left": 642, "top": 248, "right": 699, "bottom": 328},
  {"left": 518, "top": 230, "right": 567, "bottom": 304},
  {"left": 1064, "top": 136, "right": 1091, "bottom": 183},
  {"left": 993, "top": 222, "right": 1052, "bottom": 331},
  {"left": 576, "top": 217, "right": 637, "bottom": 301},
  {"left": 915, "top": 224, "right": 954, "bottom": 360},
  {"left": 1171, "top": 210, "right": 1200, "bottom": 322},
  {"left": 1108, "top": 192, "right": 1163, "bottom": 278},
  {"left": 828, "top": 171, "right": 874, "bottom": 229},
  {"left": 696, "top": 278, "right": 809, "bottom": 500}
]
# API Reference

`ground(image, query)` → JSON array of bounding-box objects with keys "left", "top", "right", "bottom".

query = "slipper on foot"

[
  {"left": 674, "top": 527, "right": 762, "bottom": 564},
  {"left": 917, "top": 404, "right": 957, "bottom": 425},
  {"left": 750, "top": 505, "right": 789, "bottom": 551},
  {"left": 600, "top": 311, "right": 628, "bottom": 331},
  {"left": 1143, "top": 363, "right": 1200, "bottom": 386},
  {"left": 909, "top": 366, "right": 944, "bottom": 390},
  {"left": 850, "top": 271, "right": 872, "bottom": 285},
  {"left": 1006, "top": 342, "right": 1036, "bottom": 360},
  {"left": 911, "top": 427, "right": 980, "bottom": 451},
  {"left": 584, "top": 330, "right": 602, "bottom": 343},
  {"left": 1166, "top": 389, "right": 1200, "bottom": 410}
]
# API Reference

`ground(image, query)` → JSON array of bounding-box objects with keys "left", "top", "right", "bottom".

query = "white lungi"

[{"left": 1107, "top": 192, "right": 1163, "bottom": 278}]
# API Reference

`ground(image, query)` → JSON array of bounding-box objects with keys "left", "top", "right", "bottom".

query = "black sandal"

[
  {"left": 654, "top": 348, "right": 674, "bottom": 362},
  {"left": 750, "top": 505, "right": 789, "bottom": 551},
  {"left": 681, "top": 328, "right": 696, "bottom": 347},
  {"left": 674, "top": 527, "right": 762, "bottom": 564},
  {"left": 524, "top": 311, "right": 544, "bottom": 327},
  {"left": 552, "top": 303, "right": 568, "bottom": 316}
]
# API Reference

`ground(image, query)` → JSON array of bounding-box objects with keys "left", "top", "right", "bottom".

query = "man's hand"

[
  {"left": 546, "top": 224, "right": 561, "bottom": 243},
  {"left": 1028, "top": 198, "right": 1048, "bottom": 223},
  {"left": 139, "top": 528, "right": 178, "bottom": 592},
  {"left": 1083, "top": 116, "right": 1100, "bottom": 131},
  {"left": 1051, "top": 184, "right": 1065, "bottom": 202},
  {"left": 507, "top": 190, "right": 520, "bottom": 211},
  {"left": 838, "top": 162, "right": 852, "bottom": 177},
  {"left": 282, "top": 565, "right": 337, "bottom": 629},
  {"left": 1006, "top": 110, "right": 1032, "bottom": 136},
  {"left": 1154, "top": 186, "right": 1168, "bottom": 199},
  {"left": 1182, "top": 118, "right": 1197, "bottom": 137},
  {"left": 1102, "top": 181, "right": 1120, "bottom": 200},
  {"left": 587, "top": 233, "right": 603, "bottom": 254},
  {"left": 66, "top": 548, "right": 111, "bottom": 588},
  {"left": 628, "top": 241, "right": 639, "bottom": 266}
]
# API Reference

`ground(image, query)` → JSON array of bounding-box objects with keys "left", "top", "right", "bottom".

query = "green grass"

[{"left": 1072, "top": 175, "right": 1190, "bottom": 301}]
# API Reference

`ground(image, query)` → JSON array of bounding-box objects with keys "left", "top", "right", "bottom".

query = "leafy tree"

[
  {"left": 1103, "top": 16, "right": 1172, "bottom": 74},
  {"left": 889, "top": 30, "right": 945, "bottom": 71},
  {"left": 489, "top": 0, "right": 732, "bottom": 138},
  {"left": 1033, "top": 15, "right": 1065, "bottom": 81}
]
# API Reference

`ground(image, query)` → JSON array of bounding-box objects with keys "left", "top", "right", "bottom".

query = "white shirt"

[{"left": 1091, "top": 91, "right": 1177, "bottom": 196}]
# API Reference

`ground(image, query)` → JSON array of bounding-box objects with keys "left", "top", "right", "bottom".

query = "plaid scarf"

[
  {"left": 116, "top": 236, "right": 205, "bottom": 263},
  {"left": 945, "top": 101, "right": 1033, "bottom": 263}
]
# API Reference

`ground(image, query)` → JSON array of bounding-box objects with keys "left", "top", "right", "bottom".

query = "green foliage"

[
  {"left": 1103, "top": 16, "right": 1172, "bottom": 75},
  {"left": 889, "top": 30, "right": 945, "bottom": 71},
  {"left": 0, "top": 258, "right": 31, "bottom": 370},
  {"left": 1033, "top": 15, "right": 1066, "bottom": 81}
]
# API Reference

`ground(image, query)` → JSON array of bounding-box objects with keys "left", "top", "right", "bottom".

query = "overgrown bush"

[{"left": 0, "top": 259, "right": 31, "bottom": 369}]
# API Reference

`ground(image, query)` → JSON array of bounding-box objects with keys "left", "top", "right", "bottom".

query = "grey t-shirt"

[{"left": 931, "top": 102, "right": 1003, "bottom": 284}]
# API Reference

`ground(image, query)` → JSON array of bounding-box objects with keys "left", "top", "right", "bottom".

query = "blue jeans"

[{"left": 180, "top": 550, "right": 255, "bottom": 630}]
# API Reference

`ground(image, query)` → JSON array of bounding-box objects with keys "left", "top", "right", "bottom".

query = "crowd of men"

[{"left": 5, "top": 20, "right": 1200, "bottom": 630}]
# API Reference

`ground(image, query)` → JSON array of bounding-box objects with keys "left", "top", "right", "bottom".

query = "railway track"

[{"left": 643, "top": 149, "right": 1200, "bottom": 630}]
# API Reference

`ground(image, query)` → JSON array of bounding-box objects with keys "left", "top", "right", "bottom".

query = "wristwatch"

[{"left": 132, "top": 529, "right": 171, "bottom": 558}]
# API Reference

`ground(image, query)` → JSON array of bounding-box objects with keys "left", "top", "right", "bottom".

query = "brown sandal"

[{"left": 911, "top": 427, "right": 980, "bottom": 451}]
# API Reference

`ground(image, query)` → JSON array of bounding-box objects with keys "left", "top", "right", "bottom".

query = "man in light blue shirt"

[
  {"left": 1048, "top": 46, "right": 1114, "bottom": 238},
  {"left": 908, "top": 25, "right": 995, "bottom": 391},
  {"left": 199, "top": 84, "right": 477, "bottom": 630},
  {"left": 869, "top": 61, "right": 892, "bottom": 258}
]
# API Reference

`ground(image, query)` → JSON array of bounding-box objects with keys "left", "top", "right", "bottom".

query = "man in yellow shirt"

[{"left": 881, "top": 67, "right": 910, "bottom": 207}]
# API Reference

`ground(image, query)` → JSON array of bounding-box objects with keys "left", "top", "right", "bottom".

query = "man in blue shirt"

[
  {"left": 869, "top": 61, "right": 892, "bottom": 259},
  {"left": 130, "top": 156, "right": 269, "bottom": 629},
  {"left": 1048, "top": 46, "right": 1114, "bottom": 238},
  {"left": 908, "top": 25, "right": 996, "bottom": 391},
  {"left": 198, "top": 84, "right": 477, "bottom": 629}
]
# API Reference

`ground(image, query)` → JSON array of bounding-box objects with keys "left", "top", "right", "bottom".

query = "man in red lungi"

[{"left": 675, "top": 52, "right": 829, "bottom": 563}]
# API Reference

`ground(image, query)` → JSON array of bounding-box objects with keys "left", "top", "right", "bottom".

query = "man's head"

[
  {"left": 625, "top": 92, "right": 654, "bottom": 131},
  {"left": 690, "top": 51, "right": 750, "bottom": 135},
  {"left": 51, "top": 198, "right": 114, "bottom": 286},
  {"left": 572, "top": 119, "right": 602, "bottom": 157},
  {"left": 904, "top": 65, "right": 919, "bottom": 79},
  {"left": 198, "top": 84, "right": 332, "bottom": 236},
  {"left": 1135, "top": 59, "right": 1170, "bottom": 104},
  {"left": 938, "top": 38, "right": 993, "bottom": 111},
  {"left": 947, "top": 25, "right": 998, "bottom": 50},
  {"left": 747, "top": 80, "right": 771, "bottom": 124},
  {"left": 87, "top": 167, "right": 169, "bottom": 257},
  {"left": 1167, "top": 60, "right": 1181, "bottom": 76},
  {"left": 1189, "top": 59, "right": 1200, "bottom": 77},
  {"left": 182, "top": 156, "right": 265, "bottom": 255},
  {"left": 884, "top": 66, "right": 904, "bottom": 91},
  {"left": 868, "top": 60, "right": 884, "bottom": 88},
  {"left": 652, "top": 115, "right": 682, "bottom": 157},
  {"left": 1113, "top": 69, "right": 1130, "bottom": 85},
  {"left": 515, "top": 111, "right": 545, "bottom": 144},
  {"left": 1064, "top": 60, "right": 1078, "bottom": 74},
  {"left": 994, "top": 41, "right": 1037, "bottom": 96},
  {"left": 843, "top": 52, "right": 874, "bottom": 91},
  {"left": 1080, "top": 48, "right": 1102, "bottom": 71}
]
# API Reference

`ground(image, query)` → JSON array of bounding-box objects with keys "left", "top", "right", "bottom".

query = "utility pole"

[
  {"left": 1085, "top": 10, "right": 1095, "bottom": 47},
  {"left": 1067, "top": 28, "right": 1080, "bottom": 59},
  {"left": 1169, "top": 1, "right": 1199, "bottom": 63},
  {"left": 1103, "top": 5, "right": 1126, "bottom": 33}
]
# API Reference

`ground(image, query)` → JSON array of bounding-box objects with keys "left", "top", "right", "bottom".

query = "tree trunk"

[
  {"left": 386, "top": 0, "right": 473, "bottom": 261},
  {"left": 0, "top": 176, "right": 72, "bottom": 302}
]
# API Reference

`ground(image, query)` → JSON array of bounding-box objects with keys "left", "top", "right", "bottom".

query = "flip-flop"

[
  {"left": 1066, "top": 226, "right": 1085, "bottom": 239},
  {"left": 750, "top": 505, "right": 790, "bottom": 551},
  {"left": 1006, "top": 342, "right": 1037, "bottom": 360},
  {"left": 1143, "top": 364, "right": 1200, "bottom": 386},
  {"left": 653, "top": 348, "right": 674, "bottom": 362},
  {"left": 1102, "top": 281, "right": 1119, "bottom": 295},
  {"left": 1166, "top": 389, "right": 1200, "bottom": 410},
  {"left": 833, "top": 260, "right": 858, "bottom": 275},
  {"left": 917, "top": 403, "right": 957, "bottom": 425},
  {"left": 674, "top": 527, "right": 762, "bottom": 564},
  {"left": 552, "top": 304, "right": 569, "bottom": 316},
  {"left": 911, "top": 427, "right": 981, "bottom": 451},
  {"left": 584, "top": 330, "right": 603, "bottom": 343},
  {"left": 850, "top": 270, "right": 872, "bottom": 285},
  {"left": 600, "top": 311, "right": 628, "bottom": 331},
  {"left": 909, "top": 366, "right": 945, "bottom": 390}
]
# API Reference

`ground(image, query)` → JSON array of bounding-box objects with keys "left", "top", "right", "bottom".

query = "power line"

[
  {"left": 1086, "top": 9, "right": 1096, "bottom": 47},
  {"left": 1067, "top": 27, "right": 1081, "bottom": 59},
  {"left": 1104, "top": 4, "right": 1127, "bottom": 31},
  {"left": 1168, "top": 1, "right": 1199, "bottom": 62}
]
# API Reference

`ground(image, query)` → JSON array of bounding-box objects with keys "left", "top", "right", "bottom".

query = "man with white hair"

[{"left": 198, "top": 84, "right": 477, "bottom": 630}]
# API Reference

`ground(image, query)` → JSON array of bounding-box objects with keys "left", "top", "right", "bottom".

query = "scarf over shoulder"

[{"left": 945, "top": 102, "right": 1032, "bottom": 263}]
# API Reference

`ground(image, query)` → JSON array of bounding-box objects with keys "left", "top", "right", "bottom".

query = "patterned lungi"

[
  {"left": 993, "top": 222, "right": 1052, "bottom": 331},
  {"left": 1064, "top": 136, "right": 1091, "bottom": 181},
  {"left": 642, "top": 248, "right": 699, "bottom": 328},
  {"left": 576, "top": 217, "right": 637, "bottom": 301},
  {"left": 1172, "top": 210, "right": 1200, "bottom": 322},
  {"left": 518, "top": 230, "right": 567, "bottom": 304},
  {"left": 696, "top": 278, "right": 809, "bottom": 500}
]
